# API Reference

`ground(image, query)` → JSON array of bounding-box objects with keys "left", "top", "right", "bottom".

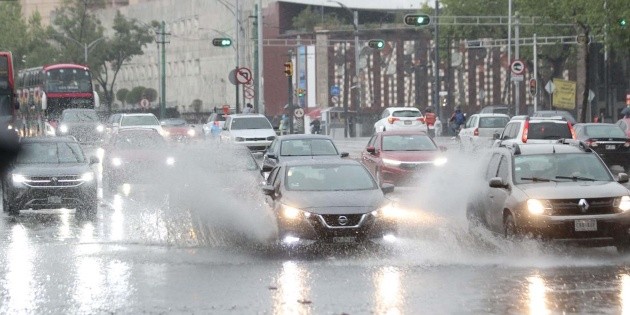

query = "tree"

[
  {"left": 126, "top": 86, "right": 145, "bottom": 106},
  {"left": 144, "top": 88, "right": 157, "bottom": 103},
  {"left": 0, "top": 2, "right": 29, "bottom": 65},
  {"left": 116, "top": 88, "right": 129, "bottom": 107},
  {"left": 191, "top": 99, "right": 202, "bottom": 113},
  {"left": 23, "top": 12, "right": 59, "bottom": 69},
  {"left": 292, "top": 6, "right": 344, "bottom": 32}
]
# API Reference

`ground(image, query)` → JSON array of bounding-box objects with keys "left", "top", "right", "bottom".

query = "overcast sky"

[{"left": 279, "top": 0, "right": 433, "bottom": 10}]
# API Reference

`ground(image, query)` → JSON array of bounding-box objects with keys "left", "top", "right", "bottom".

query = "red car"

[
  {"left": 160, "top": 118, "right": 199, "bottom": 143},
  {"left": 361, "top": 130, "right": 447, "bottom": 186}
]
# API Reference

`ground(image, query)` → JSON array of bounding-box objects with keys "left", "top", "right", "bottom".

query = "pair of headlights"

[
  {"left": 280, "top": 203, "right": 400, "bottom": 220},
  {"left": 526, "top": 196, "right": 630, "bottom": 215}
]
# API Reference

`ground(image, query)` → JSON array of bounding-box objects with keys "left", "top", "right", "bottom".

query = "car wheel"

[{"left": 503, "top": 212, "right": 518, "bottom": 239}]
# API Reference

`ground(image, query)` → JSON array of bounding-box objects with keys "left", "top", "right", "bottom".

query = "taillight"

[
  {"left": 586, "top": 139, "right": 598, "bottom": 147},
  {"left": 417, "top": 117, "right": 426, "bottom": 123},
  {"left": 473, "top": 128, "right": 479, "bottom": 136},
  {"left": 388, "top": 117, "right": 399, "bottom": 124},
  {"left": 568, "top": 122, "right": 576, "bottom": 139},
  {"left": 521, "top": 120, "right": 529, "bottom": 143}
]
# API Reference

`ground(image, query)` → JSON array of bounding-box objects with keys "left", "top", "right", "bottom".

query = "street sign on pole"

[
  {"left": 510, "top": 60, "right": 525, "bottom": 75},
  {"left": 545, "top": 81, "right": 555, "bottom": 94}
]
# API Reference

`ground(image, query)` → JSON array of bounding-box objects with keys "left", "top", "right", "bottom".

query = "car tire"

[{"left": 503, "top": 212, "right": 518, "bottom": 239}]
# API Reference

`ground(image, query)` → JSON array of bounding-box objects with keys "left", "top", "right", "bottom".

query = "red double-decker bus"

[
  {"left": 17, "top": 63, "right": 99, "bottom": 136},
  {"left": 0, "top": 52, "right": 19, "bottom": 131}
]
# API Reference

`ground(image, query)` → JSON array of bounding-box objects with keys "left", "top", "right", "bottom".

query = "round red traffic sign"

[
  {"left": 140, "top": 98, "right": 149, "bottom": 109},
  {"left": 510, "top": 60, "right": 525, "bottom": 75},
  {"left": 236, "top": 67, "right": 252, "bottom": 85}
]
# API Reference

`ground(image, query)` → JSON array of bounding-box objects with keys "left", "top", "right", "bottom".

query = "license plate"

[
  {"left": 575, "top": 219, "right": 597, "bottom": 231},
  {"left": 404, "top": 120, "right": 412, "bottom": 125},
  {"left": 606, "top": 145, "right": 616, "bottom": 150},
  {"left": 48, "top": 196, "right": 62, "bottom": 204},
  {"left": 332, "top": 236, "right": 357, "bottom": 243}
]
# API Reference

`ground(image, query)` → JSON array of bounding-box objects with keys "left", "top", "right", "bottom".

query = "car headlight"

[
  {"left": 166, "top": 157, "right": 175, "bottom": 166},
  {"left": 266, "top": 136, "right": 276, "bottom": 141},
  {"left": 527, "top": 199, "right": 551, "bottom": 215},
  {"left": 81, "top": 172, "right": 94, "bottom": 182},
  {"left": 281, "top": 204, "right": 310, "bottom": 220},
  {"left": 235, "top": 137, "right": 245, "bottom": 142},
  {"left": 7, "top": 124, "right": 13, "bottom": 130},
  {"left": 187, "top": 129, "right": 196, "bottom": 137},
  {"left": 59, "top": 124, "right": 68, "bottom": 133},
  {"left": 372, "top": 203, "right": 401, "bottom": 219},
  {"left": 382, "top": 158, "right": 401, "bottom": 167},
  {"left": 614, "top": 196, "right": 630, "bottom": 212},
  {"left": 96, "top": 125, "right": 104, "bottom": 133},
  {"left": 433, "top": 157, "right": 448, "bottom": 166},
  {"left": 111, "top": 157, "right": 122, "bottom": 167},
  {"left": 12, "top": 174, "right": 27, "bottom": 184}
]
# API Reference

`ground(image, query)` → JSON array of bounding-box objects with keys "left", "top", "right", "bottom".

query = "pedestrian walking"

[{"left": 424, "top": 107, "right": 437, "bottom": 137}]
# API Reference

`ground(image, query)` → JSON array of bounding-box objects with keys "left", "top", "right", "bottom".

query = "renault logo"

[
  {"left": 51, "top": 177, "right": 58, "bottom": 183},
  {"left": 578, "top": 199, "right": 589, "bottom": 213},
  {"left": 338, "top": 216, "right": 349, "bottom": 226}
]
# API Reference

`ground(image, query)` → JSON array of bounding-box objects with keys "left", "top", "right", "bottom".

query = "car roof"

[
  {"left": 20, "top": 136, "right": 78, "bottom": 143},
  {"left": 574, "top": 123, "right": 617, "bottom": 127},
  {"left": 509, "top": 116, "right": 569, "bottom": 123},
  {"left": 277, "top": 134, "right": 334, "bottom": 140},
  {"left": 379, "top": 130, "right": 429, "bottom": 136},
  {"left": 385, "top": 107, "right": 420, "bottom": 111},
  {"left": 278, "top": 159, "right": 363, "bottom": 167},
  {"left": 499, "top": 142, "right": 587, "bottom": 155},
  {"left": 229, "top": 114, "right": 267, "bottom": 118},
  {"left": 62, "top": 108, "right": 96, "bottom": 112},
  {"left": 473, "top": 113, "right": 510, "bottom": 118},
  {"left": 116, "top": 127, "right": 161, "bottom": 134},
  {"left": 121, "top": 113, "right": 157, "bottom": 117}
]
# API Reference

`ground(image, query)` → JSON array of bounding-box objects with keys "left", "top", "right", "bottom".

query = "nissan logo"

[
  {"left": 578, "top": 199, "right": 589, "bottom": 213},
  {"left": 338, "top": 216, "right": 349, "bottom": 226}
]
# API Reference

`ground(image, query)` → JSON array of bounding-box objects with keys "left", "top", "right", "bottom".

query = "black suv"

[
  {"left": 1, "top": 137, "right": 98, "bottom": 217},
  {"left": 57, "top": 109, "right": 105, "bottom": 145},
  {"left": 467, "top": 140, "right": 630, "bottom": 253}
]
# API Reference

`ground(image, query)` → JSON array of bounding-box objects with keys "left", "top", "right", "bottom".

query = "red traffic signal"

[{"left": 529, "top": 78, "right": 537, "bottom": 96}]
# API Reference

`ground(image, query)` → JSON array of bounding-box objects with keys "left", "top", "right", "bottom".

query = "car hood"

[
  {"left": 281, "top": 190, "right": 386, "bottom": 214},
  {"left": 12, "top": 163, "right": 91, "bottom": 176},
  {"left": 518, "top": 181, "right": 630, "bottom": 199},
  {"left": 109, "top": 149, "right": 170, "bottom": 161},
  {"left": 278, "top": 155, "right": 342, "bottom": 162},
  {"left": 163, "top": 126, "right": 191, "bottom": 134},
  {"left": 228, "top": 129, "right": 276, "bottom": 138},
  {"left": 379, "top": 150, "right": 440, "bottom": 162}
]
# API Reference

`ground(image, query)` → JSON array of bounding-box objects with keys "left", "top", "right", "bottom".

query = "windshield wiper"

[
  {"left": 520, "top": 177, "right": 555, "bottom": 182},
  {"left": 555, "top": 175, "right": 596, "bottom": 181}
]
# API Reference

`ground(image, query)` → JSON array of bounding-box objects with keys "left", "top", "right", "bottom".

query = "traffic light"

[
  {"left": 212, "top": 38, "right": 232, "bottom": 47},
  {"left": 284, "top": 61, "right": 293, "bottom": 76},
  {"left": 619, "top": 18, "right": 628, "bottom": 27},
  {"left": 529, "top": 78, "right": 537, "bottom": 96},
  {"left": 296, "top": 88, "right": 305, "bottom": 97},
  {"left": 404, "top": 14, "right": 431, "bottom": 26},
  {"left": 367, "top": 39, "right": 386, "bottom": 49}
]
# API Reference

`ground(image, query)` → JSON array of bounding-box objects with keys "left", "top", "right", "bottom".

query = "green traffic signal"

[
  {"left": 404, "top": 14, "right": 431, "bottom": 26},
  {"left": 619, "top": 18, "right": 628, "bottom": 27},
  {"left": 368, "top": 39, "right": 385, "bottom": 49},
  {"left": 212, "top": 38, "right": 232, "bottom": 47}
]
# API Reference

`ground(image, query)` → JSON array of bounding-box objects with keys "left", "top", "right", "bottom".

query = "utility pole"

[
  {"left": 514, "top": 13, "right": 520, "bottom": 116},
  {"left": 256, "top": 0, "right": 264, "bottom": 115},
  {"left": 506, "top": 0, "right": 513, "bottom": 113},
  {"left": 354, "top": 10, "right": 360, "bottom": 111},
  {"left": 156, "top": 21, "right": 170, "bottom": 120},
  {"left": 533, "top": 33, "right": 538, "bottom": 112},
  {"left": 434, "top": 0, "right": 441, "bottom": 120},
  {"left": 235, "top": 0, "right": 241, "bottom": 113}
]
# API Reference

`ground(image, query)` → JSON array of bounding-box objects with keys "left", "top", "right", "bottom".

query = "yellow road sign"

[{"left": 553, "top": 79, "right": 576, "bottom": 110}]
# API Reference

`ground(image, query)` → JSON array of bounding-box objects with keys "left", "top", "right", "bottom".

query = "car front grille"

[
  {"left": 399, "top": 162, "right": 432, "bottom": 170},
  {"left": 22, "top": 175, "right": 84, "bottom": 187},
  {"left": 317, "top": 214, "right": 364, "bottom": 227},
  {"left": 549, "top": 198, "right": 619, "bottom": 215},
  {"left": 245, "top": 137, "right": 267, "bottom": 141}
]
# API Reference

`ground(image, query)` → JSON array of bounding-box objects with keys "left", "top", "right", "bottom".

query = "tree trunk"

[{"left": 576, "top": 30, "right": 590, "bottom": 123}]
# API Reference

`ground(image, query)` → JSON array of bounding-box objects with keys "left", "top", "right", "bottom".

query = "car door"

[
  {"left": 481, "top": 153, "right": 501, "bottom": 230},
  {"left": 488, "top": 154, "right": 511, "bottom": 231},
  {"left": 459, "top": 115, "right": 477, "bottom": 140},
  {"left": 262, "top": 139, "right": 279, "bottom": 169},
  {"left": 264, "top": 166, "right": 283, "bottom": 209},
  {"left": 361, "top": 135, "right": 379, "bottom": 177}
]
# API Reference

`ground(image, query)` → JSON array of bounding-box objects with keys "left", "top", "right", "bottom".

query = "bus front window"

[{"left": 45, "top": 69, "right": 92, "bottom": 93}]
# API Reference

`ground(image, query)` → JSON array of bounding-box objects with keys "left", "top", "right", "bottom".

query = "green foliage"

[
  {"left": 126, "top": 86, "right": 146, "bottom": 105},
  {"left": 116, "top": 88, "right": 129, "bottom": 103},
  {"left": 292, "top": 6, "right": 344, "bottom": 32},
  {"left": 144, "top": 88, "right": 157, "bottom": 102},
  {"left": 0, "top": 2, "right": 29, "bottom": 65},
  {"left": 191, "top": 99, "right": 202, "bottom": 112}
]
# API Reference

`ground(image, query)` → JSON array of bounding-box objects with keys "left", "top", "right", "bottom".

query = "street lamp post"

[
  {"left": 329, "top": 1, "right": 360, "bottom": 111},
  {"left": 65, "top": 36, "right": 106, "bottom": 64}
]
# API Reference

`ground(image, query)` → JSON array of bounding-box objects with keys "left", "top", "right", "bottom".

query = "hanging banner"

[{"left": 553, "top": 78, "right": 576, "bottom": 110}]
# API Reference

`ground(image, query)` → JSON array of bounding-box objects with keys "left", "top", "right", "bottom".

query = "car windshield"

[
  {"left": 392, "top": 110, "right": 421, "bottom": 118},
  {"left": 121, "top": 115, "right": 159, "bottom": 126},
  {"left": 280, "top": 139, "right": 338, "bottom": 156},
  {"left": 584, "top": 125, "right": 626, "bottom": 138},
  {"left": 230, "top": 117, "right": 272, "bottom": 130},
  {"left": 479, "top": 117, "right": 509, "bottom": 128},
  {"left": 161, "top": 118, "right": 187, "bottom": 126},
  {"left": 45, "top": 68, "right": 92, "bottom": 93},
  {"left": 114, "top": 131, "right": 165, "bottom": 149},
  {"left": 61, "top": 110, "right": 99, "bottom": 122},
  {"left": 285, "top": 164, "right": 376, "bottom": 191},
  {"left": 514, "top": 153, "right": 613, "bottom": 184},
  {"left": 528, "top": 122, "right": 572, "bottom": 139},
  {"left": 17, "top": 142, "right": 85, "bottom": 164},
  {"left": 382, "top": 135, "right": 437, "bottom": 151}
]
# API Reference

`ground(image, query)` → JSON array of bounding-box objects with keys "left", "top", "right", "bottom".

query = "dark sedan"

[
  {"left": 261, "top": 134, "right": 348, "bottom": 171},
  {"left": 102, "top": 128, "right": 176, "bottom": 193},
  {"left": 56, "top": 108, "right": 105, "bottom": 145},
  {"left": 1, "top": 136, "right": 98, "bottom": 217},
  {"left": 262, "top": 160, "right": 398, "bottom": 245},
  {"left": 361, "top": 130, "right": 447, "bottom": 186},
  {"left": 574, "top": 123, "right": 630, "bottom": 172}
]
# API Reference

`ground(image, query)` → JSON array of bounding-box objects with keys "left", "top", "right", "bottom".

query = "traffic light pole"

[{"left": 288, "top": 74, "right": 294, "bottom": 134}]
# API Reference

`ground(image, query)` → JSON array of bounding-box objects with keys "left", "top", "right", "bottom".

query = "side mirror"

[
  {"left": 262, "top": 184, "right": 276, "bottom": 196},
  {"left": 261, "top": 164, "right": 273, "bottom": 172},
  {"left": 489, "top": 177, "right": 508, "bottom": 188},
  {"left": 617, "top": 173, "right": 629, "bottom": 184},
  {"left": 340, "top": 152, "right": 349, "bottom": 158},
  {"left": 366, "top": 146, "right": 376, "bottom": 154},
  {"left": 89, "top": 156, "right": 100, "bottom": 165},
  {"left": 267, "top": 153, "right": 277, "bottom": 160},
  {"left": 381, "top": 183, "right": 394, "bottom": 194}
]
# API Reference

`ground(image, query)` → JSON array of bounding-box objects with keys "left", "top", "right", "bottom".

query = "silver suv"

[
  {"left": 467, "top": 141, "right": 630, "bottom": 253},
  {"left": 494, "top": 116, "right": 574, "bottom": 146}
]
